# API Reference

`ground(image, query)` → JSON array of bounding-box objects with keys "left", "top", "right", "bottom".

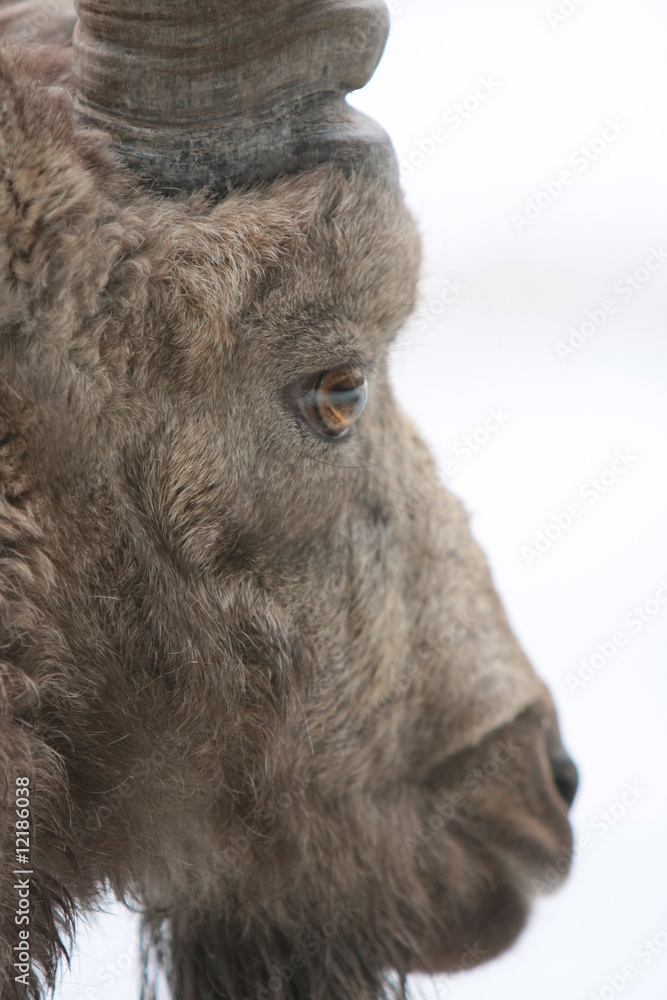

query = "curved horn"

[{"left": 72, "top": 0, "right": 396, "bottom": 196}]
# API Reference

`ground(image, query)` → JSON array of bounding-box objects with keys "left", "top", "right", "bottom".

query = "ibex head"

[{"left": 0, "top": 3, "right": 576, "bottom": 998}]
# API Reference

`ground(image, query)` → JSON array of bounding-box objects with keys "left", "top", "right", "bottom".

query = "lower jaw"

[{"left": 405, "top": 873, "right": 530, "bottom": 976}]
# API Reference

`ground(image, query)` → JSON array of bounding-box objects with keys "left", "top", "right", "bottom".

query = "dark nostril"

[{"left": 550, "top": 750, "right": 579, "bottom": 808}]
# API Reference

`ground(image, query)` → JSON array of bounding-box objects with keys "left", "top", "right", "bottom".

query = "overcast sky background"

[{"left": 59, "top": 2, "right": 667, "bottom": 999}]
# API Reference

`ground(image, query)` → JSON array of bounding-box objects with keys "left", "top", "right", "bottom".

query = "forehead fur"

[{"left": 0, "top": 47, "right": 421, "bottom": 386}]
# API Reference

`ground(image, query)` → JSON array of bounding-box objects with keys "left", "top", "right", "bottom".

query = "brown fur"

[{"left": 0, "top": 32, "right": 575, "bottom": 1000}]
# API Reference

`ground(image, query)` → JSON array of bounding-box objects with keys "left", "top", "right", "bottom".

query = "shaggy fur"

[{"left": 0, "top": 26, "right": 575, "bottom": 1000}]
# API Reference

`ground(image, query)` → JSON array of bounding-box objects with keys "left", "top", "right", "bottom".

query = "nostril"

[{"left": 550, "top": 750, "right": 579, "bottom": 808}]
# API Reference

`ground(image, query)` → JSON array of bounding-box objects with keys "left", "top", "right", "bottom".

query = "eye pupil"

[{"left": 300, "top": 367, "right": 368, "bottom": 438}]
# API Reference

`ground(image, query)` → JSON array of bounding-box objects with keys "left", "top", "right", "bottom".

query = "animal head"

[{"left": 0, "top": 3, "right": 577, "bottom": 998}]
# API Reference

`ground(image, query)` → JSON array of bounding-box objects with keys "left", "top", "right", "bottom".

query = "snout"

[
  {"left": 406, "top": 705, "right": 578, "bottom": 976},
  {"left": 425, "top": 704, "right": 578, "bottom": 883}
]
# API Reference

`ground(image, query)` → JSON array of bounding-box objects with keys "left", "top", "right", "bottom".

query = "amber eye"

[{"left": 297, "top": 367, "right": 368, "bottom": 439}]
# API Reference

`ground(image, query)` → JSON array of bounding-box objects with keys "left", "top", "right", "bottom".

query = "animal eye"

[{"left": 297, "top": 367, "right": 368, "bottom": 439}]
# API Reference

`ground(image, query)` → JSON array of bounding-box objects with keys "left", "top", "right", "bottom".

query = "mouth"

[{"left": 402, "top": 707, "right": 576, "bottom": 974}]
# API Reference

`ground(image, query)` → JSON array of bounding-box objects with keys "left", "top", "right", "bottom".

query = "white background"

[{"left": 58, "top": 1, "right": 667, "bottom": 998}]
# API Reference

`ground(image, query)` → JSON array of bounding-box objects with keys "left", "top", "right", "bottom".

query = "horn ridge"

[{"left": 72, "top": 0, "right": 397, "bottom": 195}]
